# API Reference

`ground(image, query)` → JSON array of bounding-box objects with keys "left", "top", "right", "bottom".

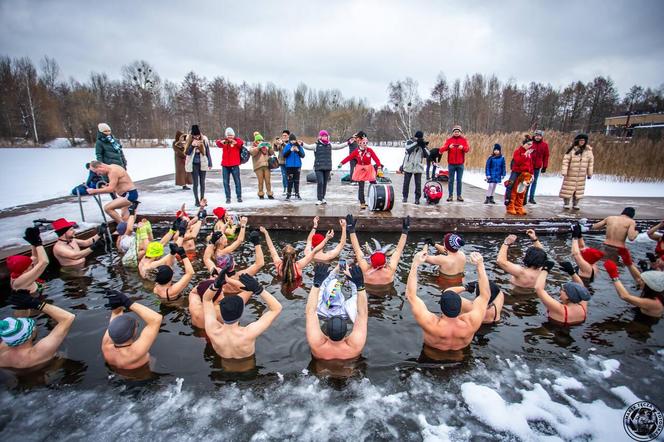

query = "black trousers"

[
  {"left": 358, "top": 180, "right": 377, "bottom": 204},
  {"left": 286, "top": 167, "right": 301, "bottom": 196},
  {"left": 191, "top": 162, "right": 206, "bottom": 203},
  {"left": 402, "top": 172, "right": 422, "bottom": 200},
  {"left": 315, "top": 170, "right": 331, "bottom": 201}
]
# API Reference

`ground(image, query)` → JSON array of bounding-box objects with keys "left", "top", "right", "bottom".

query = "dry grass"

[{"left": 425, "top": 131, "right": 664, "bottom": 181}]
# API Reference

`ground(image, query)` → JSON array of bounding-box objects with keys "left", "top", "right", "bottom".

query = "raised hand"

[
  {"left": 248, "top": 230, "right": 261, "bottom": 245},
  {"left": 543, "top": 260, "right": 555, "bottom": 272},
  {"left": 469, "top": 252, "right": 484, "bottom": 266},
  {"left": 239, "top": 273, "right": 262, "bottom": 296},
  {"left": 345, "top": 214, "right": 357, "bottom": 234},
  {"left": 413, "top": 248, "right": 428, "bottom": 266},
  {"left": 240, "top": 216, "right": 248, "bottom": 228},
  {"left": 23, "top": 227, "right": 42, "bottom": 246},
  {"left": 559, "top": 261, "right": 577, "bottom": 276},
  {"left": 313, "top": 263, "right": 329, "bottom": 288},
  {"left": 503, "top": 234, "right": 517, "bottom": 246},
  {"left": 209, "top": 231, "right": 223, "bottom": 245},
  {"left": 525, "top": 229, "right": 538, "bottom": 241},
  {"left": 259, "top": 226, "right": 268, "bottom": 235},
  {"left": 325, "top": 229, "right": 334, "bottom": 240},
  {"left": 402, "top": 216, "right": 411, "bottom": 234},
  {"left": 8, "top": 290, "right": 45, "bottom": 310},
  {"left": 571, "top": 223, "right": 582, "bottom": 239},
  {"left": 312, "top": 216, "right": 319, "bottom": 229},
  {"left": 169, "top": 242, "right": 178, "bottom": 255},
  {"left": 104, "top": 290, "right": 134, "bottom": 310},
  {"left": 349, "top": 264, "right": 365, "bottom": 291},
  {"left": 604, "top": 260, "right": 619, "bottom": 280},
  {"left": 339, "top": 218, "right": 347, "bottom": 228}
]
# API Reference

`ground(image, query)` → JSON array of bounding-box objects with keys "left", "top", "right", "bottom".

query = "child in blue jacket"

[
  {"left": 484, "top": 143, "right": 506, "bottom": 204},
  {"left": 282, "top": 133, "right": 306, "bottom": 200}
]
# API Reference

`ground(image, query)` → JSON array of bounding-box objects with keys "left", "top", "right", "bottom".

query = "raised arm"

[
  {"left": 647, "top": 221, "right": 664, "bottom": 241},
  {"left": 571, "top": 238, "right": 593, "bottom": 275},
  {"left": 389, "top": 217, "right": 410, "bottom": 272},
  {"left": 221, "top": 217, "right": 248, "bottom": 255},
  {"left": 170, "top": 255, "right": 194, "bottom": 297},
  {"left": 534, "top": 262, "right": 564, "bottom": 316},
  {"left": 300, "top": 142, "right": 316, "bottom": 151},
  {"left": 406, "top": 249, "right": 438, "bottom": 329},
  {"left": 591, "top": 217, "right": 607, "bottom": 231},
  {"left": 346, "top": 266, "right": 368, "bottom": 351},
  {"left": 627, "top": 221, "right": 639, "bottom": 241},
  {"left": 260, "top": 226, "right": 282, "bottom": 266},
  {"left": 305, "top": 286, "right": 327, "bottom": 348},
  {"left": 128, "top": 302, "right": 163, "bottom": 358},
  {"left": 14, "top": 244, "right": 49, "bottom": 286},
  {"left": 467, "top": 253, "right": 490, "bottom": 328},
  {"left": 30, "top": 303, "right": 75, "bottom": 365},
  {"left": 496, "top": 235, "right": 524, "bottom": 277},
  {"left": 330, "top": 141, "right": 348, "bottom": 150},
  {"left": 328, "top": 218, "right": 347, "bottom": 259},
  {"left": 525, "top": 229, "right": 543, "bottom": 250},
  {"left": 304, "top": 216, "right": 319, "bottom": 254}
]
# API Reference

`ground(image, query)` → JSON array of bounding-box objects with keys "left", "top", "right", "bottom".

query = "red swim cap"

[
  {"left": 213, "top": 207, "right": 226, "bottom": 219},
  {"left": 581, "top": 248, "right": 604, "bottom": 265},
  {"left": 7, "top": 255, "right": 32, "bottom": 279},
  {"left": 311, "top": 233, "right": 325, "bottom": 248},
  {"left": 370, "top": 252, "right": 386, "bottom": 269}
]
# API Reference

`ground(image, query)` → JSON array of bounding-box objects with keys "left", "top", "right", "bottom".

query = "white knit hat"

[
  {"left": 225, "top": 127, "right": 235, "bottom": 137},
  {"left": 641, "top": 271, "right": 664, "bottom": 292},
  {"left": 98, "top": 123, "right": 111, "bottom": 132},
  {"left": 0, "top": 317, "right": 35, "bottom": 347}
]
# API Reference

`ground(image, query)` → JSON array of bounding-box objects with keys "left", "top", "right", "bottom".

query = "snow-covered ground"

[{"left": 1, "top": 147, "right": 662, "bottom": 209}]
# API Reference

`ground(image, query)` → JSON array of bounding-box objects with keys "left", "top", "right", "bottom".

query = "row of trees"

[{"left": 1, "top": 55, "right": 663, "bottom": 145}]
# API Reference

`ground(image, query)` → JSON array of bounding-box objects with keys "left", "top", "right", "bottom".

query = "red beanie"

[
  {"left": 176, "top": 209, "right": 189, "bottom": 218},
  {"left": 370, "top": 252, "right": 386, "bottom": 269},
  {"left": 213, "top": 207, "right": 226, "bottom": 219},
  {"left": 581, "top": 248, "right": 604, "bottom": 265},
  {"left": 7, "top": 255, "right": 32, "bottom": 279},
  {"left": 311, "top": 233, "right": 325, "bottom": 248}
]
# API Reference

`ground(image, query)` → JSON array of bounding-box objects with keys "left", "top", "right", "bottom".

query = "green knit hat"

[
  {"left": 254, "top": 132, "right": 264, "bottom": 142},
  {"left": 0, "top": 317, "right": 35, "bottom": 347}
]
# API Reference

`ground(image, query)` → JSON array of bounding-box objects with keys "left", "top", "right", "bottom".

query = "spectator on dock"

[
  {"left": 439, "top": 125, "right": 470, "bottom": 202},
  {"left": 527, "top": 130, "right": 549, "bottom": 204},
  {"left": 338, "top": 133, "right": 382, "bottom": 209},
  {"left": 484, "top": 143, "right": 506, "bottom": 204},
  {"left": 505, "top": 135, "right": 534, "bottom": 216},
  {"left": 282, "top": 133, "right": 305, "bottom": 201},
  {"left": 95, "top": 123, "right": 127, "bottom": 169},
  {"left": 273, "top": 130, "right": 291, "bottom": 195},
  {"left": 301, "top": 130, "right": 348, "bottom": 205},
  {"left": 249, "top": 132, "right": 275, "bottom": 200},
  {"left": 172, "top": 130, "right": 192, "bottom": 190},
  {"left": 559, "top": 133, "right": 594, "bottom": 210},
  {"left": 184, "top": 125, "right": 212, "bottom": 207},
  {"left": 347, "top": 132, "right": 363, "bottom": 185},
  {"left": 401, "top": 130, "right": 428, "bottom": 204},
  {"left": 216, "top": 127, "right": 244, "bottom": 204}
]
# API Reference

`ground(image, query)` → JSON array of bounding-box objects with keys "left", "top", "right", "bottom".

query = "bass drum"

[{"left": 368, "top": 184, "right": 394, "bottom": 211}]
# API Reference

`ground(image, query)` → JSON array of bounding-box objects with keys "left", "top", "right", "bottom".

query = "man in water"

[
  {"left": 496, "top": 232, "right": 547, "bottom": 293},
  {"left": 52, "top": 218, "right": 106, "bottom": 267},
  {"left": 87, "top": 160, "right": 139, "bottom": 224},
  {"left": 0, "top": 291, "right": 75, "bottom": 369},
  {"left": 425, "top": 233, "right": 466, "bottom": 288},
  {"left": 101, "top": 291, "right": 163, "bottom": 371},
  {"left": 406, "top": 249, "right": 490, "bottom": 352},
  {"left": 305, "top": 264, "right": 368, "bottom": 360},
  {"left": 591, "top": 207, "right": 639, "bottom": 248},
  {"left": 202, "top": 272, "right": 282, "bottom": 362}
]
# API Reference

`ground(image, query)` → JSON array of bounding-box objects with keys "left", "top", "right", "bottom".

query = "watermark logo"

[{"left": 623, "top": 401, "right": 663, "bottom": 441}]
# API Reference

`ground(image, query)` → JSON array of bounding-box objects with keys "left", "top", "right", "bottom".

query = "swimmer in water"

[
  {"left": 52, "top": 218, "right": 107, "bottom": 267},
  {"left": 424, "top": 232, "right": 467, "bottom": 287},
  {"left": 604, "top": 258, "right": 664, "bottom": 319},
  {"left": 201, "top": 272, "right": 282, "bottom": 361},
  {"left": 87, "top": 160, "right": 140, "bottom": 224},
  {"left": 261, "top": 226, "right": 332, "bottom": 283},
  {"left": 346, "top": 214, "right": 409, "bottom": 287},
  {"left": 496, "top": 232, "right": 547, "bottom": 292},
  {"left": 305, "top": 263, "right": 368, "bottom": 360},
  {"left": 406, "top": 248, "right": 491, "bottom": 351},
  {"left": 558, "top": 223, "right": 604, "bottom": 287},
  {"left": 153, "top": 244, "right": 194, "bottom": 302},
  {"left": 101, "top": 290, "right": 163, "bottom": 371},
  {"left": 590, "top": 207, "right": 639, "bottom": 249},
  {"left": 0, "top": 291, "right": 75, "bottom": 369},
  {"left": 173, "top": 203, "right": 206, "bottom": 261},
  {"left": 203, "top": 216, "right": 248, "bottom": 275},
  {"left": 8, "top": 227, "right": 49, "bottom": 296},
  {"left": 645, "top": 219, "right": 664, "bottom": 271},
  {"left": 456, "top": 280, "right": 504, "bottom": 324},
  {"left": 304, "top": 216, "right": 347, "bottom": 262},
  {"left": 535, "top": 260, "right": 590, "bottom": 326}
]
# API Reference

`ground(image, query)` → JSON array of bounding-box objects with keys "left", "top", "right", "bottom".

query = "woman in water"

[
  {"left": 535, "top": 260, "right": 590, "bottom": 326},
  {"left": 604, "top": 257, "right": 664, "bottom": 318}
]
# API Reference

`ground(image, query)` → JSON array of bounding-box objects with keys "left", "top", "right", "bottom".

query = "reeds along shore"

[{"left": 425, "top": 131, "right": 664, "bottom": 181}]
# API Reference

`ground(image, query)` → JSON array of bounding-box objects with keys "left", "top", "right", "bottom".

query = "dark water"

[{"left": 1, "top": 229, "right": 663, "bottom": 441}]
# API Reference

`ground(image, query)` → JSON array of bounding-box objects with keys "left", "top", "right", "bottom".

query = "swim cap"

[
  {"left": 220, "top": 295, "right": 244, "bottom": 323},
  {"left": 523, "top": 247, "right": 547, "bottom": 269},
  {"left": 196, "top": 279, "right": 215, "bottom": 297},
  {"left": 215, "top": 254, "right": 235, "bottom": 273},
  {"left": 370, "top": 252, "right": 386, "bottom": 269},
  {"left": 439, "top": 290, "right": 462, "bottom": 318},
  {"left": 0, "top": 317, "right": 35, "bottom": 347},
  {"left": 7, "top": 255, "right": 32, "bottom": 279},
  {"left": 563, "top": 282, "right": 591, "bottom": 303},
  {"left": 641, "top": 271, "right": 664, "bottom": 293},
  {"left": 466, "top": 280, "right": 501, "bottom": 305},
  {"left": 326, "top": 316, "right": 347, "bottom": 341},
  {"left": 319, "top": 130, "right": 329, "bottom": 138},
  {"left": 213, "top": 207, "right": 226, "bottom": 219},
  {"left": 116, "top": 222, "right": 128, "bottom": 236},
  {"left": 621, "top": 207, "right": 636, "bottom": 219},
  {"left": 225, "top": 127, "right": 235, "bottom": 137},
  {"left": 175, "top": 210, "right": 189, "bottom": 219},
  {"left": 145, "top": 242, "right": 164, "bottom": 258},
  {"left": 108, "top": 315, "right": 137, "bottom": 345},
  {"left": 580, "top": 248, "right": 604, "bottom": 265},
  {"left": 443, "top": 233, "right": 464, "bottom": 252},
  {"left": 311, "top": 233, "right": 325, "bottom": 248},
  {"left": 154, "top": 265, "right": 174, "bottom": 284}
]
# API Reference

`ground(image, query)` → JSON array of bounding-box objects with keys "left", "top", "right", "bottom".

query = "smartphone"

[{"left": 339, "top": 259, "right": 347, "bottom": 272}]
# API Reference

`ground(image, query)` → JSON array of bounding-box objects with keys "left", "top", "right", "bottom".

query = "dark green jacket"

[{"left": 95, "top": 131, "right": 127, "bottom": 168}]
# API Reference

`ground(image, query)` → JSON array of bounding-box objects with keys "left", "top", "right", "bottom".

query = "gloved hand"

[
  {"left": 313, "top": 263, "right": 329, "bottom": 288},
  {"left": 402, "top": 216, "right": 410, "bottom": 234},
  {"left": 541, "top": 168, "right": 547, "bottom": 173},
  {"left": 178, "top": 221, "right": 187, "bottom": 237},
  {"left": 210, "top": 231, "right": 223, "bottom": 245},
  {"left": 104, "top": 290, "right": 134, "bottom": 310},
  {"left": 349, "top": 264, "right": 365, "bottom": 291},
  {"left": 249, "top": 230, "right": 261, "bottom": 246},
  {"left": 213, "top": 269, "right": 227, "bottom": 290},
  {"left": 175, "top": 246, "right": 187, "bottom": 260},
  {"left": 91, "top": 238, "right": 106, "bottom": 252},
  {"left": 604, "top": 260, "right": 619, "bottom": 280},
  {"left": 646, "top": 252, "right": 658, "bottom": 263},
  {"left": 559, "top": 261, "right": 577, "bottom": 276},
  {"left": 464, "top": 281, "right": 478, "bottom": 294},
  {"left": 337, "top": 164, "right": 343, "bottom": 169},
  {"left": 571, "top": 223, "right": 582, "bottom": 239},
  {"left": 23, "top": 227, "right": 42, "bottom": 246},
  {"left": 239, "top": 273, "right": 262, "bottom": 296},
  {"left": 618, "top": 247, "right": 633, "bottom": 266},
  {"left": 197, "top": 209, "right": 207, "bottom": 221},
  {"left": 638, "top": 260, "right": 649, "bottom": 272},
  {"left": 171, "top": 218, "right": 181, "bottom": 233},
  {"left": 169, "top": 242, "right": 178, "bottom": 255},
  {"left": 424, "top": 237, "right": 435, "bottom": 247},
  {"left": 8, "top": 290, "right": 45, "bottom": 310},
  {"left": 128, "top": 201, "right": 138, "bottom": 216},
  {"left": 97, "top": 223, "right": 107, "bottom": 236},
  {"left": 346, "top": 214, "right": 357, "bottom": 234},
  {"left": 543, "top": 260, "right": 555, "bottom": 272}
]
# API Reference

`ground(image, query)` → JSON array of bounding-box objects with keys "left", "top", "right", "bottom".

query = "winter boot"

[
  {"left": 572, "top": 197, "right": 580, "bottom": 210},
  {"left": 529, "top": 198, "right": 537, "bottom": 204},
  {"left": 490, "top": 196, "right": 496, "bottom": 204},
  {"left": 563, "top": 198, "right": 570, "bottom": 209},
  {"left": 484, "top": 197, "right": 490, "bottom": 204},
  {"left": 515, "top": 192, "right": 527, "bottom": 215}
]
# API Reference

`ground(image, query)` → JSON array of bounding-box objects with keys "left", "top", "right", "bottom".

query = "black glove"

[
  {"left": 8, "top": 290, "right": 45, "bottom": 310},
  {"left": 346, "top": 214, "right": 357, "bottom": 234},
  {"left": 349, "top": 264, "right": 365, "bottom": 291},
  {"left": 213, "top": 269, "right": 227, "bottom": 290},
  {"left": 210, "top": 231, "right": 223, "bottom": 245},
  {"left": 176, "top": 246, "right": 187, "bottom": 260},
  {"left": 97, "top": 223, "right": 107, "bottom": 236},
  {"left": 559, "top": 261, "right": 577, "bottom": 276},
  {"left": 249, "top": 230, "right": 260, "bottom": 246},
  {"left": 646, "top": 252, "right": 658, "bottom": 263},
  {"left": 464, "top": 281, "right": 478, "bottom": 294},
  {"left": 571, "top": 223, "right": 582, "bottom": 239},
  {"left": 239, "top": 273, "right": 262, "bottom": 296},
  {"left": 197, "top": 209, "right": 207, "bottom": 221},
  {"left": 91, "top": 238, "right": 106, "bottom": 252},
  {"left": 128, "top": 201, "right": 138, "bottom": 216},
  {"left": 104, "top": 289, "right": 134, "bottom": 310},
  {"left": 23, "top": 227, "right": 42, "bottom": 246},
  {"left": 178, "top": 221, "right": 188, "bottom": 237},
  {"left": 234, "top": 224, "right": 242, "bottom": 235},
  {"left": 313, "top": 263, "right": 329, "bottom": 288},
  {"left": 402, "top": 216, "right": 410, "bottom": 234},
  {"left": 169, "top": 242, "right": 178, "bottom": 255},
  {"left": 541, "top": 168, "right": 547, "bottom": 173},
  {"left": 638, "top": 260, "right": 649, "bottom": 272},
  {"left": 424, "top": 237, "right": 435, "bottom": 247},
  {"left": 543, "top": 260, "right": 555, "bottom": 272},
  {"left": 171, "top": 218, "right": 181, "bottom": 232}
]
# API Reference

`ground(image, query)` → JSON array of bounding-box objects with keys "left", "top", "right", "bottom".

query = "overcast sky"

[{"left": 1, "top": 0, "right": 663, "bottom": 107}]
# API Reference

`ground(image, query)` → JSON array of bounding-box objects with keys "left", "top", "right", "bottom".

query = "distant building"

[{"left": 604, "top": 113, "right": 664, "bottom": 140}]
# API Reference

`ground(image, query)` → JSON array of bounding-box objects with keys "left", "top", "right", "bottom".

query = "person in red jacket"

[
  {"left": 527, "top": 129, "right": 550, "bottom": 205},
  {"left": 338, "top": 134, "right": 382, "bottom": 209},
  {"left": 215, "top": 127, "right": 244, "bottom": 204},
  {"left": 505, "top": 135, "right": 534, "bottom": 216},
  {"left": 438, "top": 125, "right": 470, "bottom": 202}
]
